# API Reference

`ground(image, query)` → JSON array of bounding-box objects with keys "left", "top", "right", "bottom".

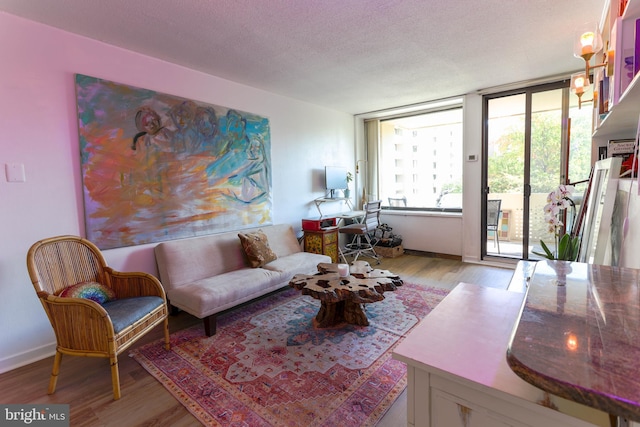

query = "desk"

[
  {"left": 313, "top": 197, "right": 354, "bottom": 217},
  {"left": 336, "top": 210, "right": 365, "bottom": 224}
]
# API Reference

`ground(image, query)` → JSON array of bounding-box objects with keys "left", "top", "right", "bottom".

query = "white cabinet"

[
  {"left": 414, "top": 373, "right": 597, "bottom": 427},
  {"left": 431, "top": 387, "right": 530, "bottom": 427},
  {"left": 433, "top": 389, "right": 536, "bottom": 427},
  {"left": 431, "top": 389, "right": 483, "bottom": 427},
  {"left": 393, "top": 282, "right": 609, "bottom": 427}
]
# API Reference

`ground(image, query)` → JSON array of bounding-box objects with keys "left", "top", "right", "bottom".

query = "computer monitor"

[{"left": 324, "top": 166, "right": 347, "bottom": 198}]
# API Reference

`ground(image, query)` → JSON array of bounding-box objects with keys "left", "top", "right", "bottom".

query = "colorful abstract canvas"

[{"left": 75, "top": 74, "right": 272, "bottom": 249}]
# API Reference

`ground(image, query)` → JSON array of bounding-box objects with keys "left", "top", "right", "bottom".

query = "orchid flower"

[{"left": 533, "top": 184, "right": 579, "bottom": 261}]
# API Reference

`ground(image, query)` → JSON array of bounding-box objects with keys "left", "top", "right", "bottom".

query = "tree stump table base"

[
  {"left": 289, "top": 262, "right": 402, "bottom": 328},
  {"left": 314, "top": 300, "right": 369, "bottom": 328}
]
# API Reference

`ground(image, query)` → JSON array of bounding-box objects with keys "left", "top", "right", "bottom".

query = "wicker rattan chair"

[{"left": 26, "top": 235, "right": 170, "bottom": 400}]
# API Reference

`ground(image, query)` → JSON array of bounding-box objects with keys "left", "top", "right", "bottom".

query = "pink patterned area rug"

[{"left": 131, "top": 283, "right": 449, "bottom": 426}]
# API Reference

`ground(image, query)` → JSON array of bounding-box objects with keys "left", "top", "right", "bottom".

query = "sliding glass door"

[{"left": 483, "top": 82, "right": 592, "bottom": 261}]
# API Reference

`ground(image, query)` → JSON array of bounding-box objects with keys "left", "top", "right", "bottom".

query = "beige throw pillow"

[{"left": 238, "top": 230, "right": 277, "bottom": 268}]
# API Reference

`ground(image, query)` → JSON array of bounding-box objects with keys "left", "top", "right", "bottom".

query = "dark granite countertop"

[{"left": 507, "top": 260, "right": 640, "bottom": 422}]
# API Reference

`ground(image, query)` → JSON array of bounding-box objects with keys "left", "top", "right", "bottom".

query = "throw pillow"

[
  {"left": 238, "top": 230, "right": 277, "bottom": 268},
  {"left": 59, "top": 281, "right": 117, "bottom": 305}
]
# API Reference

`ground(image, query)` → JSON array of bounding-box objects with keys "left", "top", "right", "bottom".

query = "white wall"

[
  {"left": 380, "top": 211, "right": 463, "bottom": 255},
  {"left": 461, "top": 94, "right": 484, "bottom": 263},
  {"left": 0, "top": 12, "right": 354, "bottom": 372}
]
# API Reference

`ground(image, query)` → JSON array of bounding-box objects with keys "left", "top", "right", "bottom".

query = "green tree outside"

[{"left": 488, "top": 109, "right": 592, "bottom": 194}]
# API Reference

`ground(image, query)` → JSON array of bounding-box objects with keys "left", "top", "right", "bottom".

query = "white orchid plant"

[{"left": 533, "top": 184, "right": 580, "bottom": 261}]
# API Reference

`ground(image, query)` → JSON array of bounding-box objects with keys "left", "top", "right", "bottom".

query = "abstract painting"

[{"left": 75, "top": 74, "right": 272, "bottom": 249}]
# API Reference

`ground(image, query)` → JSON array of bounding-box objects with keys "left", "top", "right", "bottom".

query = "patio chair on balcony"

[
  {"left": 487, "top": 199, "right": 502, "bottom": 254},
  {"left": 388, "top": 196, "right": 407, "bottom": 207}
]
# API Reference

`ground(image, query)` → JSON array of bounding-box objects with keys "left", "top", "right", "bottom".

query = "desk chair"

[
  {"left": 339, "top": 200, "right": 382, "bottom": 264},
  {"left": 487, "top": 199, "right": 502, "bottom": 253}
]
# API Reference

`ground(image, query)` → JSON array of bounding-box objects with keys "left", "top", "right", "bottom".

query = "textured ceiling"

[{"left": 0, "top": 0, "right": 604, "bottom": 114}]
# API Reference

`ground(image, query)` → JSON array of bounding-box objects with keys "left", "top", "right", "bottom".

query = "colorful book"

[
  {"left": 608, "top": 138, "right": 636, "bottom": 156},
  {"left": 620, "top": 0, "right": 629, "bottom": 16}
]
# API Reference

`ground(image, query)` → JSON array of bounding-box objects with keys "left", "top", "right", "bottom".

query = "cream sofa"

[{"left": 155, "top": 224, "right": 330, "bottom": 336}]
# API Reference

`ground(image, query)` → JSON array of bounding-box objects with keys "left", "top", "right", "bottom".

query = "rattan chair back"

[{"left": 28, "top": 235, "right": 107, "bottom": 297}]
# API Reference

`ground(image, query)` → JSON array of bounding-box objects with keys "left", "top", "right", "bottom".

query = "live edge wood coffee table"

[{"left": 289, "top": 262, "right": 403, "bottom": 328}]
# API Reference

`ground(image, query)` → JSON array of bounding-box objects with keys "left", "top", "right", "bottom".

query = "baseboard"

[
  {"left": 0, "top": 342, "right": 56, "bottom": 374},
  {"left": 403, "top": 249, "right": 462, "bottom": 261}
]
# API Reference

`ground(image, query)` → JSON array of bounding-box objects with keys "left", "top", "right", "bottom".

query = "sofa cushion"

[
  {"left": 238, "top": 230, "right": 277, "bottom": 267},
  {"left": 167, "top": 268, "right": 285, "bottom": 318},
  {"left": 259, "top": 225, "right": 302, "bottom": 257},
  {"left": 263, "top": 252, "right": 331, "bottom": 275},
  {"left": 155, "top": 231, "right": 249, "bottom": 290}
]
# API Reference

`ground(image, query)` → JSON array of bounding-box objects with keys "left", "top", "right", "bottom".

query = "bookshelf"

[
  {"left": 593, "top": 0, "right": 640, "bottom": 143},
  {"left": 593, "top": 71, "right": 640, "bottom": 140}
]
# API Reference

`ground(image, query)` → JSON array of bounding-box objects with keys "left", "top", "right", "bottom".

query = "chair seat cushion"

[
  {"left": 339, "top": 224, "right": 367, "bottom": 234},
  {"left": 102, "top": 296, "right": 164, "bottom": 334}
]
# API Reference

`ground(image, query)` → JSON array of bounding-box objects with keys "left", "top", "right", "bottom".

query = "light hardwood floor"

[{"left": 0, "top": 252, "right": 515, "bottom": 426}]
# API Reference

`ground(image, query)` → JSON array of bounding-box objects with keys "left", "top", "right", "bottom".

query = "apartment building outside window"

[{"left": 378, "top": 107, "right": 463, "bottom": 211}]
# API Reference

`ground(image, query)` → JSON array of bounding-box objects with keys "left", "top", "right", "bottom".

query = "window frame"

[{"left": 371, "top": 103, "right": 464, "bottom": 213}]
